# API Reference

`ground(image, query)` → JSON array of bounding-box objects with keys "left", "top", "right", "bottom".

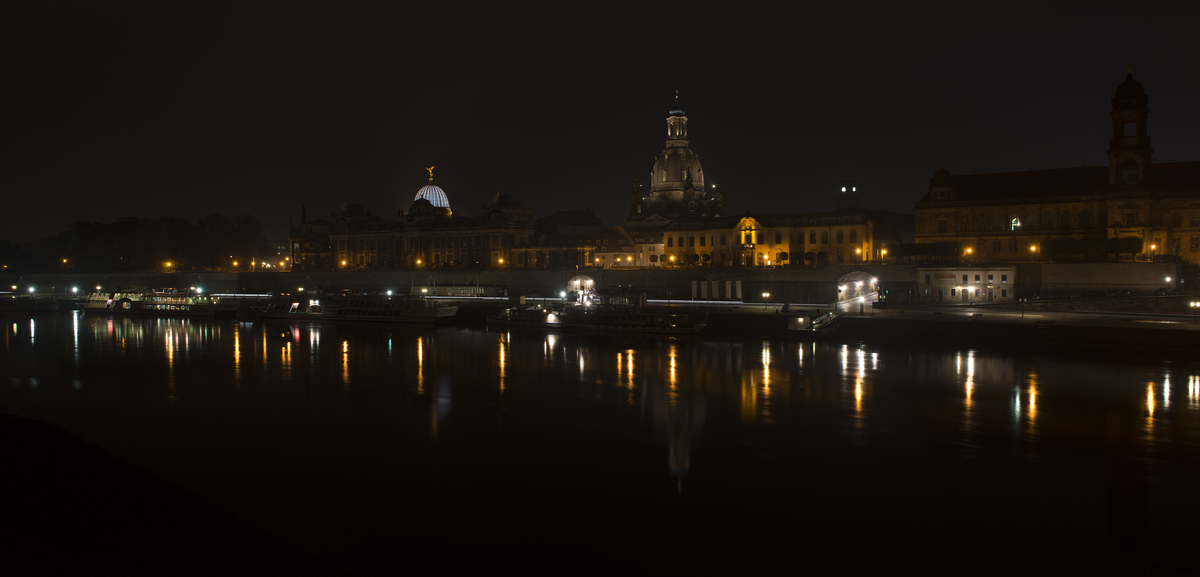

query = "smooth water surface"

[{"left": 3, "top": 312, "right": 1199, "bottom": 570}]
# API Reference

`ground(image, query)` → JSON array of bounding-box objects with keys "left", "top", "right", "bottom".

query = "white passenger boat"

[{"left": 79, "top": 289, "right": 240, "bottom": 318}]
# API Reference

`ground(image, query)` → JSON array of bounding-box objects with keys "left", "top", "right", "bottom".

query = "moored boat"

[
  {"left": 488, "top": 304, "right": 705, "bottom": 335},
  {"left": 79, "top": 289, "right": 240, "bottom": 318},
  {"left": 0, "top": 296, "right": 60, "bottom": 313},
  {"left": 258, "top": 295, "right": 457, "bottom": 324}
]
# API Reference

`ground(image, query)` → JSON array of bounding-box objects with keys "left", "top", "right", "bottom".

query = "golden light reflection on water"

[
  {"left": 1028, "top": 383, "right": 1038, "bottom": 427},
  {"left": 669, "top": 344, "right": 677, "bottom": 389},
  {"left": 761, "top": 343, "right": 770, "bottom": 393},
  {"left": 342, "top": 340, "right": 349, "bottom": 384},
  {"left": 498, "top": 340, "right": 506, "bottom": 394},
  {"left": 416, "top": 337, "right": 424, "bottom": 393},
  {"left": 233, "top": 326, "right": 240, "bottom": 383},
  {"left": 1147, "top": 383, "right": 1155, "bottom": 417},
  {"left": 1163, "top": 375, "right": 1170, "bottom": 409},
  {"left": 741, "top": 374, "right": 756, "bottom": 422}
]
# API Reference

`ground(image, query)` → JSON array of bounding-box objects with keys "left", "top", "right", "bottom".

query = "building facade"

[
  {"left": 914, "top": 71, "right": 1200, "bottom": 262},
  {"left": 626, "top": 93, "right": 725, "bottom": 227}
]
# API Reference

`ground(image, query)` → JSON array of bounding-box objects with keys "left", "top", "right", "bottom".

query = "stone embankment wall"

[
  {"left": 0, "top": 266, "right": 919, "bottom": 305},
  {"left": 0, "top": 262, "right": 1182, "bottom": 304},
  {"left": 1015, "top": 262, "right": 1178, "bottom": 297}
]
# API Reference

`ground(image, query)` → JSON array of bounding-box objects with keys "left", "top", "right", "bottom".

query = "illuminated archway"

[{"left": 836, "top": 271, "right": 879, "bottom": 303}]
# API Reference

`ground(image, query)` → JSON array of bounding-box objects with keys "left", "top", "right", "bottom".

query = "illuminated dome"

[{"left": 415, "top": 184, "right": 450, "bottom": 209}]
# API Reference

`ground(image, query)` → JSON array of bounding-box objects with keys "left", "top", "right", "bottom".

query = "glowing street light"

[
  {"left": 966, "top": 248, "right": 973, "bottom": 254},
  {"left": 71, "top": 287, "right": 78, "bottom": 293},
  {"left": 386, "top": 290, "right": 393, "bottom": 296},
  {"left": 1030, "top": 245, "right": 1037, "bottom": 251}
]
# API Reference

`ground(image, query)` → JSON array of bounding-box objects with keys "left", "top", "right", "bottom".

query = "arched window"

[
  {"left": 821, "top": 231, "right": 829, "bottom": 243},
  {"left": 809, "top": 231, "right": 816, "bottom": 244},
  {"left": 849, "top": 230, "right": 857, "bottom": 243},
  {"left": 836, "top": 231, "right": 844, "bottom": 243},
  {"left": 1121, "top": 160, "right": 1139, "bottom": 185},
  {"left": 667, "top": 237, "right": 673, "bottom": 247}
]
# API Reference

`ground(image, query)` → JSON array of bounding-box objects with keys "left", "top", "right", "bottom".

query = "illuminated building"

[
  {"left": 914, "top": 70, "right": 1200, "bottom": 262},
  {"left": 626, "top": 93, "right": 725, "bottom": 227}
]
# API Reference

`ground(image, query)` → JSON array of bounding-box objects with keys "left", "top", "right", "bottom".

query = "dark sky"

[{"left": 4, "top": 1, "right": 1199, "bottom": 242}]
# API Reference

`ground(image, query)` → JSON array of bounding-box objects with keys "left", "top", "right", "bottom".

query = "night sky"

[{"left": 5, "top": 1, "right": 1199, "bottom": 242}]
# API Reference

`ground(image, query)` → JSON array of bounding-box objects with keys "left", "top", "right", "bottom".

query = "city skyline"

[{"left": 5, "top": 2, "right": 1200, "bottom": 242}]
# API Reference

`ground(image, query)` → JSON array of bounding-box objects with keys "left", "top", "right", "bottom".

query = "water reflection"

[
  {"left": 416, "top": 337, "right": 424, "bottom": 393},
  {"left": 4, "top": 316, "right": 1200, "bottom": 543},
  {"left": 498, "top": 338, "right": 506, "bottom": 394}
]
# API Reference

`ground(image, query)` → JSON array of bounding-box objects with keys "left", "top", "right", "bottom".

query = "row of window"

[
  {"left": 948, "top": 288, "right": 1010, "bottom": 298},
  {"left": 925, "top": 274, "right": 1009, "bottom": 284},
  {"left": 663, "top": 230, "right": 865, "bottom": 248}
]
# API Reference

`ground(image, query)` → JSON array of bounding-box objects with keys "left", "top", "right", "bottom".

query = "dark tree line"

[{"left": 1, "top": 215, "right": 275, "bottom": 272}]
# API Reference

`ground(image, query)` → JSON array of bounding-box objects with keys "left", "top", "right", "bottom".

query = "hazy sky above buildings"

[{"left": 4, "top": 1, "right": 1200, "bottom": 241}]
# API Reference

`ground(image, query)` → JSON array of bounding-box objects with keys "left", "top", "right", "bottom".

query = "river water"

[{"left": 3, "top": 312, "right": 1199, "bottom": 571}]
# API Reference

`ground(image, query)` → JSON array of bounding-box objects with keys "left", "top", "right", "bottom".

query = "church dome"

[
  {"left": 415, "top": 184, "right": 450, "bottom": 209},
  {"left": 651, "top": 148, "right": 705, "bottom": 195},
  {"left": 1115, "top": 72, "right": 1145, "bottom": 99}
]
